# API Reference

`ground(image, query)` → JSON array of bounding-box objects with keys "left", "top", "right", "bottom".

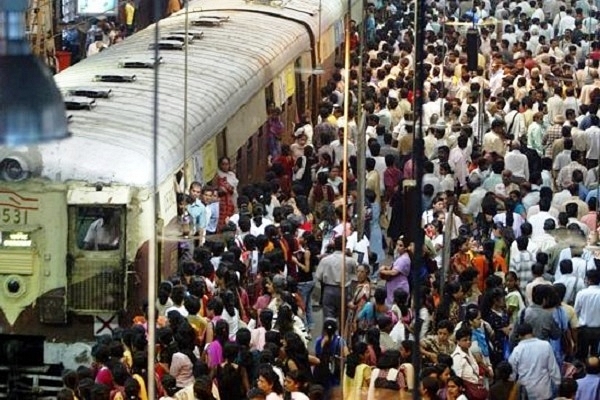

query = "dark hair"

[{"left": 257, "top": 364, "right": 284, "bottom": 394}]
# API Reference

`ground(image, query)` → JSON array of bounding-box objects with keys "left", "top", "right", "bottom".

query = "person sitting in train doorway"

[{"left": 83, "top": 208, "right": 121, "bottom": 251}]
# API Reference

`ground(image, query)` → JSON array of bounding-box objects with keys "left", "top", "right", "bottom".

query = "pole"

[
  {"left": 412, "top": 0, "right": 426, "bottom": 394},
  {"left": 355, "top": 0, "right": 366, "bottom": 239},
  {"left": 340, "top": 0, "right": 351, "bottom": 393},
  {"left": 183, "top": 0, "right": 189, "bottom": 190},
  {"left": 147, "top": 0, "right": 160, "bottom": 398}
]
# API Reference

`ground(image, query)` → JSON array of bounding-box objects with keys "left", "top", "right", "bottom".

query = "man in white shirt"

[
  {"left": 509, "top": 323, "right": 561, "bottom": 400},
  {"left": 574, "top": 269, "right": 600, "bottom": 359},
  {"left": 528, "top": 197, "right": 558, "bottom": 237},
  {"left": 504, "top": 141, "right": 529, "bottom": 182}
]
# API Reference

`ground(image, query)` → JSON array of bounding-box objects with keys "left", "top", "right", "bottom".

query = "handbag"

[{"left": 463, "top": 380, "right": 489, "bottom": 400}]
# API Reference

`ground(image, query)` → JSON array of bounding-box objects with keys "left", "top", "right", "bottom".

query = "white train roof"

[{"left": 13, "top": 0, "right": 350, "bottom": 187}]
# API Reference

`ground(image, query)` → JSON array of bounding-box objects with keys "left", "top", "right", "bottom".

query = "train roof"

[{"left": 21, "top": 0, "right": 350, "bottom": 187}]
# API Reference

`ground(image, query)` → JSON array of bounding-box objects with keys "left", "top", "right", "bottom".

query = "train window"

[{"left": 75, "top": 207, "right": 122, "bottom": 251}]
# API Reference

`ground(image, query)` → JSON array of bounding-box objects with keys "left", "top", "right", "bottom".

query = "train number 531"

[{"left": 1, "top": 208, "right": 29, "bottom": 224}]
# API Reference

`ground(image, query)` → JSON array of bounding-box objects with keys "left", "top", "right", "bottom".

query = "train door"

[{"left": 66, "top": 205, "right": 126, "bottom": 313}]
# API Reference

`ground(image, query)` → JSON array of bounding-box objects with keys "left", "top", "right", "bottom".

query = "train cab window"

[{"left": 75, "top": 207, "right": 122, "bottom": 251}]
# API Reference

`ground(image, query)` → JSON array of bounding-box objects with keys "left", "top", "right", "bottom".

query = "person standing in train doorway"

[
  {"left": 212, "top": 157, "right": 239, "bottom": 232},
  {"left": 83, "top": 209, "right": 121, "bottom": 251},
  {"left": 266, "top": 106, "right": 284, "bottom": 158},
  {"left": 187, "top": 181, "right": 207, "bottom": 245}
]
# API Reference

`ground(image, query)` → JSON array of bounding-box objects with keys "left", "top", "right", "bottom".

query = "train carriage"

[{"left": 0, "top": 0, "right": 361, "bottom": 374}]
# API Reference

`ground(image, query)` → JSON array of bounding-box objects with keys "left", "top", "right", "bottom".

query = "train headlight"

[
  {"left": 0, "top": 157, "right": 30, "bottom": 181},
  {"left": 4, "top": 275, "right": 25, "bottom": 297}
]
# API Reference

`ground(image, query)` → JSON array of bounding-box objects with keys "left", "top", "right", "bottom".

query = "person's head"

[
  {"left": 420, "top": 376, "right": 440, "bottom": 399},
  {"left": 247, "top": 387, "right": 267, "bottom": 400},
  {"left": 587, "top": 269, "right": 600, "bottom": 286},
  {"left": 560, "top": 259, "right": 574, "bottom": 275},
  {"left": 257, "top": 364, "right": 284, "bottom": 395},
  {"left": 446, "top": 376, "right": 465, "bottom": 398},
  {"left": 532, "top": 262, "right": 545, "bottom": 277},
  {"left": 464, "top": 306, "right": 482, "bottom": 329},
  {"left": 455, "top": 327, "right": 472, "bottom": 351},
  {"left": 436, "top": 320, "right": 453, "bottom": 343},
  {"left": 356, "top": 264, "right": 370, "bottom": 283},
  {"left": 517, "top": 322, "right": 534, "bottom": 338},
  {"left": 284, "top": 369, "right": 309, "bottom": 394},
  {"left": 558, "top": 378, "right": 579, "bottom": 398},
  {"left": 586, "top": 356, "right": 600, "bottom": 374}
]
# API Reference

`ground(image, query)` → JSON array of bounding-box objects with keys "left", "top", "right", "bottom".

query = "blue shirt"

[
  {"left": 187, "top": 200, "right": 207, "bottom": 230},
  {"left": 206, "top": 202, "right": 219, "bottom": 233},
  {"left": 509, "top": 337, "right": 561, "bottom": 400},
  {"left": 576, "top": 374, "right": 600, "bottom": 400}
]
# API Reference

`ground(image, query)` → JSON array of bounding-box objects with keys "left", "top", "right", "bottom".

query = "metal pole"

[
  {"left": 183, "top": 0, "right": 189, "bottom": 190},
  {"left": 355, "top": 0, "right": 366, "bottom": 239},
  {"left": 412, "top": 0, "right": 426, "bottom": 393},
  {"left": 340, "top": 0, "right": 351, "bottom": 393},
  {"left": 147, "top": 0, "right": 160, "bottom": 398}
]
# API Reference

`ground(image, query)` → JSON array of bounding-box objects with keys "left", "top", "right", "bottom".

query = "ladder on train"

[{"left": 26, "top": 0, "right": 57, "bottom": 70}]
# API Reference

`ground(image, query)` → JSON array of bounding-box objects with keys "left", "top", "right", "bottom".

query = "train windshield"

[{"left": 76, "top": 207, "right": 122, "bottom": 251}]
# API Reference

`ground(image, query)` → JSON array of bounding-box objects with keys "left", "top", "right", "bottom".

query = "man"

[
  {"left": 83, "top": 208, "right": 121, "bottom": 250},
  {"left": 574, "top": 269, "right": 600, "bottom": 359},
  {"left": 315, "top": 236, "right": 357, "bottom": 323},
  {"left": 504, "top": 141, "right": 529, "bottom": 182},
  {"left": 555, "top": 260, "right": 586, "bottom": 305},
  {"left": 576, "top": 357, "right": 600, "bottom": 399},
  {"left": 187, "top": 181, "right": 207, "bottom": 243},
  {"left": 448, "top": 135, "right": 469, "bottom": 191},
  {"left": 482, "top": 119, "right": 507, "bottom": 156},
  {"left": 525, "top": 263, "right": 552, "bottom": 305},
  {"left": 203, "top": 186, "right": 219, "bottom": 235},
  {"left": 528, "top": 197, "right": 558, "bottom": 237},
  {"left": 509, "top": 323, "right": 561, "bottom": 400}
]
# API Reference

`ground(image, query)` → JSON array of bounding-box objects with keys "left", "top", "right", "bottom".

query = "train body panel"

[{"left": 0, "top": 0, "right": 359, "bottom": 369}]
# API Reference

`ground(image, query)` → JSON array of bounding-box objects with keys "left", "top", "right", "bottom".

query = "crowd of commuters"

[{"left": 55, "top": 0, "right": 600, "bottom": 398}]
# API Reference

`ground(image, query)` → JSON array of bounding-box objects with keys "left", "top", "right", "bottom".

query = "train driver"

[{"left": 83, "top": 209, "right": 121, "bottom": 250}]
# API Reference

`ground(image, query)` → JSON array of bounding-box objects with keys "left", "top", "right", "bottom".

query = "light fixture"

[{"left": 0, "top": 0, "right": 69, "bottom": 146}]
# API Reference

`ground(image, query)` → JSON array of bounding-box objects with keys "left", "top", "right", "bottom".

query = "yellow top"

[{"left": 125, "top": 3, "right": 135, "bottom": 26}]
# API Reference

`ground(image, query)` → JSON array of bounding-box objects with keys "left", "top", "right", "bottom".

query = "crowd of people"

[{"left": 54, "top": 0, "right": 600, "bottom": 398}]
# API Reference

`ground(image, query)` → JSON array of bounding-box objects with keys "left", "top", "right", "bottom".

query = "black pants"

[{"left": 577, "top": 326, "right": 600, "bottom": 360}]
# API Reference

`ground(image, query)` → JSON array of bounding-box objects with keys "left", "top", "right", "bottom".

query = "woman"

[
  {"left": 483, "top": 288, "right": 511, "bottom": 365},
  {"left": 343, "top": 342, "right": 371, "bottom": 400},
  {"left": 356, "top": 288, "right": 396, "bottom": 343},
  {"left": 366, "top": 350, "right": 413, "bottom": 400},
  {"left": 282, "top": 332, "right": 311, "bottom": 376},
  {"left": 346, "top": 264, "right": 372, "bottom": 340},
  {"left": 214, "top": 342, "right": 249, "bottom": 400},
  {"left": 445, "top": 376, "right": 468, "bottom": 400},
  {"left": 270, "top": 145, "right": 295, "bottom": 197},
  {"left": 294, "top": 232, "right": 319, "bottom": 333},
  {"left": 206, "top": 319, "right": 229, "bottom": 369},
  {"left": 284, "top": 369, "right": 310, "bottom": 400},
  {"left": 379, "top": 236, "right": 411, "bottom": 306},
  {"left": 449, "top": 236, "right": 473, "bottom": 278},
  {"left": 471, "top": 239, "right": 507, "bottom": 291},
  {"left": 456, "top": 306, "right": 494, "bottom": 383},
  {"left": 308, "top": 171, "right": 335, "bottom": 221},
  {"left": 256, "top": 365, "right": 285, "bottom": 400},
  {"left": 504, "top": 271, "right": 525, "bottom": 326},
  {"left": 451, "top": 328, "right": 488, "bottom": 400},
  {"left": 366, "top": 189, "right": 385, "bottom": 263},
  {"left": 221, "top": 290, "right": 242, "bottom": 340},
  {"left": 434, "top": 281, "right": 465, "bottom": 327},
  {"left": 212, "top": 156, "right": 239, "bottom": 231},
  {"left": 250, "top": 309, "right": 274, "bottom": 351}
]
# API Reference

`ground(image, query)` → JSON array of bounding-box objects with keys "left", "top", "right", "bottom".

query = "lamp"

[{"left": 0, "top": 0, "right": 69, "bottom": 146}]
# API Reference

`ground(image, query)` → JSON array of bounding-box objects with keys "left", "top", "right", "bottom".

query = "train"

[{"left": 0, "top": 0, "right": 363, "bottom": 377}]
